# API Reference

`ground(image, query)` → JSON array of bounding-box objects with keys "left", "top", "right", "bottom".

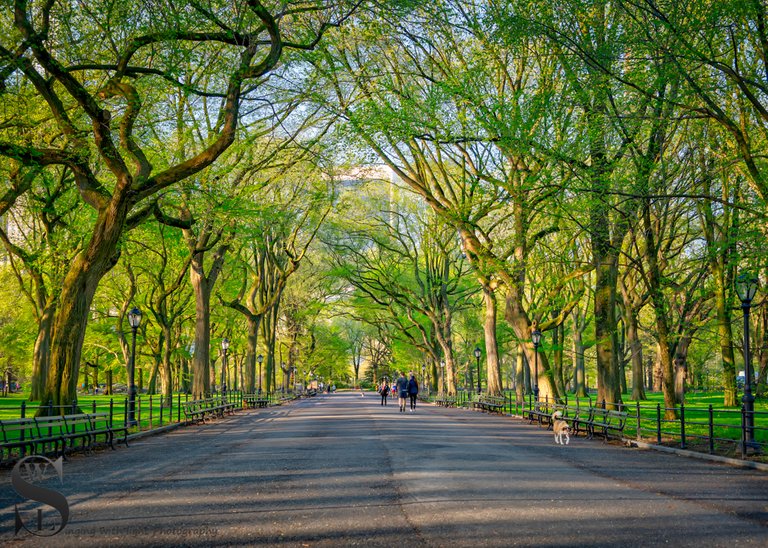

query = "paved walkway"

[{"left": 1, "top": 392, "right": 767, "bottom": 546}]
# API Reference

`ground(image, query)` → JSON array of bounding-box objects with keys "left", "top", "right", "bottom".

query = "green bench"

[
  {"left": 434, "top": 396, "right": 456, "bottom": 407},
  {"left": 579, "top": 407, "right": 628, "bottom": 440},
  {"left": 0, "top": 412, "right": 128, "bottom": 465},
  {"left": 182, "top": 397, "right": 236, "bottom": 424},
  {"left": 243, "top": 394, "right": 270, "bottom": 409},
  {"left": 526, "top": 400, "right": 553, "bottom": 425},
  {"left": 472, "top": 395, "right": 506, "bottom": 414}
]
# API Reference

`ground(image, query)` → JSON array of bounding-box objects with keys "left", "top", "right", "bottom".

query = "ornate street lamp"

[
  {"left": 736, "top": 272, "right": 759, "bottom": 450},
  {"left": 221, "top": 338, "right": 229, "bottom": 399},
  {"left": 474, "top": 347, "right": 482, "bottom": 394},
  {"left": 531, "top": 328, "right": 542, "bottom": 406},
  {"left": 257, "top": 354, "right": 264, "bottom": 394},
  {"left": 127, "top": 306, "right": 142, "bottom": 426}
]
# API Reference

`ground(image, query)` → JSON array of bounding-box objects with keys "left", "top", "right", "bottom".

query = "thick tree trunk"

[
  {"left": 517, "top": 351, "right": 528, "bottom": 403},
  {"left": 572, "top": 314, "right": 587, "bottom": 397},
  {"left": 189, "top": 267, "right": 212, "bottom": 399},
  {"left": 505, "top": 294, "right": 556, "bottom": 401},
  {"left": 30, "top": 304, "right": 55, "bottom": 401},
  {"left": 594, "top": 254, "right": 621, "bottom": 407},
  {"left": 148, "top": 358, "right": 160, "bottom": 395},
  {"left": 553, "top": 323, "right": 566, "bottom": 395},
  {"left": 714, "top": 265, "right": 738, "bottom": 406},
  {"left": 653, "top": 349, "right": 663, "bottom": 392},
  {"left": 674, "top": 336, "right": 692, "bottom": 403},
  {"left": 161, "top": 324, "right": 173, "bottom": 404},
  {"left": 41, "top": 258, "right": 114, "bottom": 414},
  {"left": 244, "top": 316, "right": 260, "bottom": 393},
  {"left": 625, "top": 304, "right": 646, "bottom": 400},
  {"left": 39, "top": 204, "right": 126, "bottom": 415},
  {"left": 482, "top": 285, "right": 502, "bottom": 395}
]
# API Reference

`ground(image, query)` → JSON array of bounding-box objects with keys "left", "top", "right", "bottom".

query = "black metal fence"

[
  {"left": 2, "top": 389, "right": 301, "bottom": 433},
  {"left": 430, "top": 390, "right": 766, "bottom": 461}
]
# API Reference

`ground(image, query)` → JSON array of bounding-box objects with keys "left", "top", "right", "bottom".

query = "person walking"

[
  {"left": 379, "top": 379, "right": 390, "bottom": 406},
  {"left": 395, "top": 371, "right": 409, "bottom": 412},
  {"left": 407, "top": 372, "right": 419, "bottom": 412}
]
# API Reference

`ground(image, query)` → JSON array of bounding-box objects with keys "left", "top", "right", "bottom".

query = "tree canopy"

[{"left": 1, "top": 0, "right": 766, "bottom": 410}]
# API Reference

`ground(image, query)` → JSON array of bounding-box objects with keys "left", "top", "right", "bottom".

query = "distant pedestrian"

[
  {"left": 379, "top": 380, "right": 390, "bottom": 406},
  {"left": 395, "top": 371, "right": 409, "bottom": 412},
  {"left": 407, "top": 372, "right": 419, "bottom": 412}
]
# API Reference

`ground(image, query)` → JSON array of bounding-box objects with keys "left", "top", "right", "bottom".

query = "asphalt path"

[{"left": 1, "top": 391, "right": 767, "bottom": 547}]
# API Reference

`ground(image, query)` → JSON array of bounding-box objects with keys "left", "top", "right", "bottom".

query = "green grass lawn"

[
  {"left": 623, "top": 390, "right": 768, "bottom": 410},
  {"left": 0, "top": 391, "right": 187, "bottom": 430}
]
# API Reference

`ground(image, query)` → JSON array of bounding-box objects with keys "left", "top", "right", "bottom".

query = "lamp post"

[
  {"left": 736, "top": 272, "right": 758, "bottom": 450},
  {"left": 127, "top": 306, "right": 141, "bottom": 426},
  {"left": 474, "top": 347, "right": 482, "bottom": 394},
  {"left": 531, "top": 328, "right": 541, "bottom": 406},
  {"left": 221, "top": 338, "right": 229, "bottom": 399},
  {"left": 257, "top": 354, "right": 264, "bottom": 394}
]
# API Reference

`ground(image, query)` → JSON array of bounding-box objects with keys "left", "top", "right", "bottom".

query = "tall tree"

[{"left": 0, "top": 1, "right": 355, "bottom": 411}]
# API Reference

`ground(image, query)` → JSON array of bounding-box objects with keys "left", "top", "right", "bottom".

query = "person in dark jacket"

[
  {"left": 407, "top": 372, "right": 419, "bottom": 412},
  {"left": 395, "top": 372, "right": 409, "bottom": 412},
  {"left": 379, "top": 379, "right": 390, "bottom": 406}
]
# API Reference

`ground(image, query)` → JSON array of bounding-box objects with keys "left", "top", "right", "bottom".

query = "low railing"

[
  {"left": 505, "top": 392, "right": 766, "bottom": 461},
  {"left": 429, "top": 390, "right": 766, "bottom": 461},
  {"left": 1, "top": 391, "right": 249, "bottom": 434}
]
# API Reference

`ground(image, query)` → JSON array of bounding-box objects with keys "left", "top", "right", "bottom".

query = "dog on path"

[{"left": 552, "top": 411, "right": 570, "bottom": 445}]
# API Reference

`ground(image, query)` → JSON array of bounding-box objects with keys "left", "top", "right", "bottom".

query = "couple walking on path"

[{"left": 394, "top": 371, "right": 419, "bottom": 412}]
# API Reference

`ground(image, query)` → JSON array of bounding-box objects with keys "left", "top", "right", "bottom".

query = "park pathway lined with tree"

[{"left": 1, "top": 392, "right": 767, "bottom": 546}]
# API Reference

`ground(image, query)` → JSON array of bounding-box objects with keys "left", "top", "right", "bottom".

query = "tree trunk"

[
  {"left": 653, "top": 348, "right": 663, "bottom": 392},
  {"left": 161, "top": 324, "right": 173, "bottom": 404},
  {"left": 594, "top": 255, "right": 621, "bottom": 407},
  {"left": 658, "top": 339, "right": 677, "bottom": 419},
  {"left": 30, "top": 303, "right": 55, "bottom": 401},
  {"left": 756, "top": 303, "right": 768, "bottom": 397},
  {"left": 624, "top": 303, "right": 646, "bottom": 400},
  {"left": 572, "top": 312, "right": 587, "bottom": 397},
  {"left": 39, "top": 213, "right": 124, "bottom": 415},
  {"left": 517, "top": 350, "right": 528, "bottom": 404},
  {"left": 147, "top": 357, "right": 160, "bottom": 395},
  {"left": 714, "top": 264, "right": 738, "bottom": 406},
  {"left": 482, "top": 285, "right": 502, "bottom": 395},
  {"left": 553, "top": 323, "right": 566, "bottom": 395},
  {"left": 244, "top": 316, "right": 260, "bottom": 393},
  {"left": 189, "top": 267, "right": 212, "bottom": 399}
]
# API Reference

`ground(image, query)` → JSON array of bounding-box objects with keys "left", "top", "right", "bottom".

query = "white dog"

[{"left": 552, "top": 411, "right": 570, "bottom": 445}]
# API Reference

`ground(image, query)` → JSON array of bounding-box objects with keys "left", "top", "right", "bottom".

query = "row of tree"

[
  {"left": 0, "top": 1, "right": 766, "bottom": 418},
  {"left": 307, "top": 0, "right": 768, "bottom": 418}
]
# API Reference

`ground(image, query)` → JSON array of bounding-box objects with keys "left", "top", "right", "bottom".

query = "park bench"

[
  {"left": 579, "top": 407, "right": 628, "bottom": 441},
  {"left": 182, "top": 397, "right": 235, "bottom": 424},
  {"left": 434, "top": 396, "right": 456, "bottom": 407},
  {"left": 547, "top": 403, "right": 585, "bottom": 434},
  {"left": 0, "top": 418, "right": 60, "bottom": 464},
  {"left": 243, "top": 393, "right": 270, "bottom": 409},
  {"left": 63, "top": 413, "right": 128, "bottom": 452},
  {"left": 1, "top": 413, "right": 128, "bottom": 465},
  {"left": 472, "top": 395, "right": 505, "bottom": 414},
  {"left": 526, "top": 400, "right": 553, "bottom": 426}
]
